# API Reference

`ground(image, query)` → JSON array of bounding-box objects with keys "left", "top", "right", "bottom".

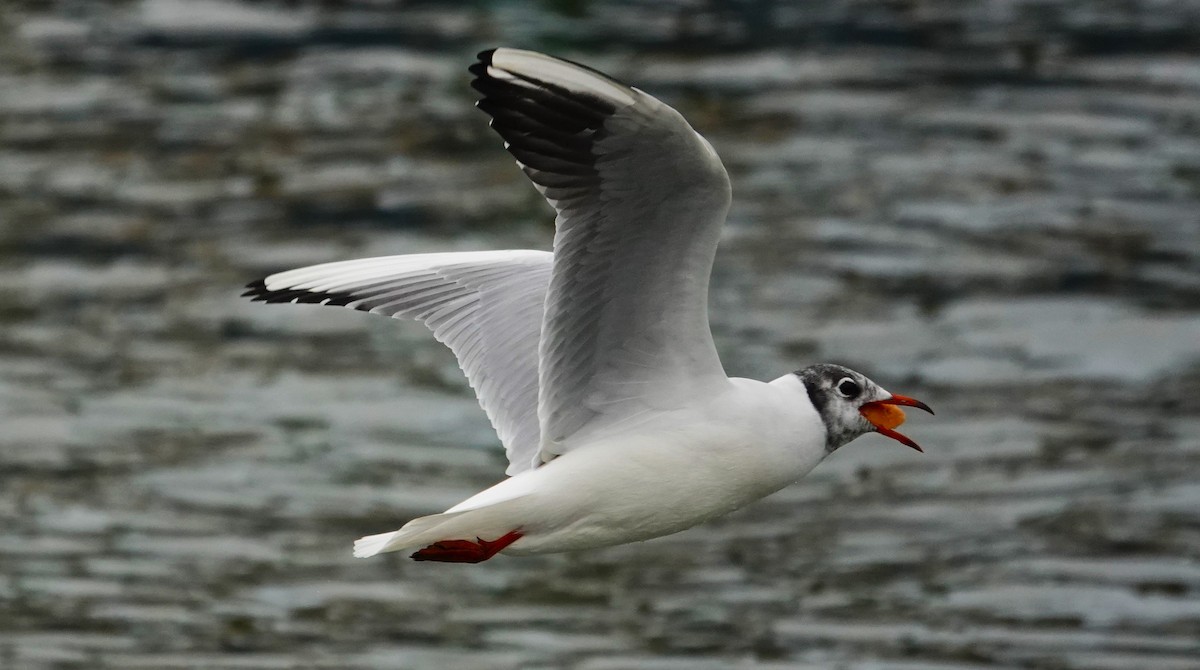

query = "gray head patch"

[{"left": 794, "top": 364, "right": 876, "bottom": 452}]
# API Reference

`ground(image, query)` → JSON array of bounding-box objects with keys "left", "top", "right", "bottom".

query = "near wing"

[
  {"left": 471, "top": 48, "right": 734, "bottom": 462},
  {"left": 243, "top": 250, "right": 552, "bottom": 475}
]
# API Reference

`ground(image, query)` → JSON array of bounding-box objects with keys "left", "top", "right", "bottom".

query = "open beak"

[{"left": 859, "top": 394, "right": 934, "bottom": 453}]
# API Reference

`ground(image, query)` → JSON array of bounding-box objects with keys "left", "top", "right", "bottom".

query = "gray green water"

[{"left": 3, "top": 1, "right": 1200, "bottom": 668}]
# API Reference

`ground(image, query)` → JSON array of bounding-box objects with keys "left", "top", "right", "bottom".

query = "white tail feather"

[
  {"left": 351, "top": 485, "right": 535, "bottom": 559},
  {"left": 351, "top": 510, "right": 469, "bottom": 558},
  {"left": 352, "top": 531, "right": 399, "bottom": 558}
]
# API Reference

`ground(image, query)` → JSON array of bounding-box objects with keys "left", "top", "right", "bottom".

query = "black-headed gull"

[{"left": 244, "top": 48, "right": 933, "bottom": 563}]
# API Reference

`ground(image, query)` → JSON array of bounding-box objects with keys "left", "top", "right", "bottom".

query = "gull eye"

[{"left": 836, "top": 378, "right": 861, "bottom": 399}]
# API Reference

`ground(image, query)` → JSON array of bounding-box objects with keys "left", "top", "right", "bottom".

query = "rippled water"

[{"left": 3, "top": 1, "right": 1200, "bottom": 669}]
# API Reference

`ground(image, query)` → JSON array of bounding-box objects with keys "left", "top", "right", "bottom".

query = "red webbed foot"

[{"left": 410, "top": 530, "right": 523, "bottom": 563}]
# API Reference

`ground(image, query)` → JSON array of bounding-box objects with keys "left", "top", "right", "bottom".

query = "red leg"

[{"left": 410, "top": 530, "right": 523, "bottom": 563}]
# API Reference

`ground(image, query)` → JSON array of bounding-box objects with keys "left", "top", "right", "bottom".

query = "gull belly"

[{"left": 498, "top": 379, "right": 829, "bottom": 554}]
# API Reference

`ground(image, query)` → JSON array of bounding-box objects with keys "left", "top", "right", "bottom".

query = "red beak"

[{"left": 858, "top": 394, "right": 934, "bottom": 453}]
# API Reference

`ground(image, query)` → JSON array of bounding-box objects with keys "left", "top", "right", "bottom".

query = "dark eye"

[{"left": 836, "top": 378, "right": 861, "bottom": 398}]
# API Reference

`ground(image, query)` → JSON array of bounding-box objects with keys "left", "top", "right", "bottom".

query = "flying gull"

[{"left": 244, "top": 48, "right": 933, "bottom": 563}]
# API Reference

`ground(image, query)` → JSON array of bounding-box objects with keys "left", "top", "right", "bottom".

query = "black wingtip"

[
  {"left": 241, "top": 277, "right": 364, "bottom": 307},
  {"left": 241, "top": 277, "right": 298, "bottom": 304},
  {"left": 242, "top": 278, "right": 269, "bottom": 301},
  {"left": 476, "top": 48, "right": 497, "bottom": 65}
]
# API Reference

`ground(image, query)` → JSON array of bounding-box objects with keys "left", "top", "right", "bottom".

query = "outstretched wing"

[
  {"left": 244, "top": 250, "right": 552, "bottom": 475},
  {"left": 471, "top": 48, "right": 733, "bottom": 462}
]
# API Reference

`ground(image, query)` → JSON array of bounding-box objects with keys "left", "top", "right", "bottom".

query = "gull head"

[{"left": 794, "top": 364, "right": 934, "bottom": 453}]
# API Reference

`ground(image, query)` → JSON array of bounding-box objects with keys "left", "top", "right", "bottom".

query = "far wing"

[
  {"left": 471, "top": 49, "right": 733, "bottom": 461},
  {"left": 244, "top": 250, "right": 552, "bottom": 475}
]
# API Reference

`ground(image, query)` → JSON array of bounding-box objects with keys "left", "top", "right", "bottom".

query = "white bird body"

[
  {"left": 354, "top": 375, "right": 827, "bottom": 557},
  {"left": 246, "top": 48, "right": 932, "bottom": 563}
]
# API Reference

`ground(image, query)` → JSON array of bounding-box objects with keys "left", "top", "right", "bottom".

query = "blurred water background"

[{"left": 3, "top": 1, "right": 1200, "bottom": 669}]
